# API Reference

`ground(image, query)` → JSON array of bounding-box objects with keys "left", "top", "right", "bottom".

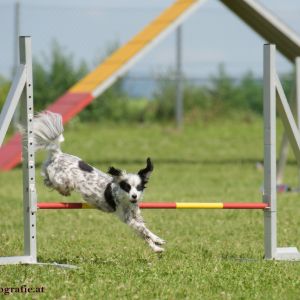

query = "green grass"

[{"left": 1, "top": 116, "right": 300, "bottom": 299}]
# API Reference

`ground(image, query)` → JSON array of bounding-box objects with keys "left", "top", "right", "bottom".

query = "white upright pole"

[
  {"left": 263, "top": 44, "right": 277, "bottom": 260},
  {"left": 296, "top": 57, "right": 300, "bottom": 189},
  {"left": 296, "top": 58, "right": 300, "bottom": 133},
  {"left": 19, "top": 36, "right": 37, "bottom": 262}
]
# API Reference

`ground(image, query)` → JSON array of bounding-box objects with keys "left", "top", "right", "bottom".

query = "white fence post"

[
  {"left": 296, "top": 58, "right": 300, "bottom": 188},
  {"left": 263, "top": 44, "right": 277, "bottom": 259},
  {"left": 19, "top": 36, "right": 37, "bottom": 262}
]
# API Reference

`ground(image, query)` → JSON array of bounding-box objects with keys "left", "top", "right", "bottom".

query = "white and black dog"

[{"left": 29, "top": 111, "right": 165, "bottom": 252}]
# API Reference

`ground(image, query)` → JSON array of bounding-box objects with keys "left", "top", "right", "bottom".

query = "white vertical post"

[
  {"left": 19, "top": 36, "right": 37, "bottom": 262},
  {"left": 296, "top": 58, "right": 300, "bottom": 188},
  {"left": 263, "top": 44, "right": 277, "bottom": 260},
  {"left": 295, "top": 58, "right": 300, "bottom": 132},
  {"left": 175, "top": 25, "right": 183, "bottom": 128}
]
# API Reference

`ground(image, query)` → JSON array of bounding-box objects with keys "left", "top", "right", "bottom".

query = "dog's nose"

[{"left": 132, "top": 194, "right": 137, "bottom": 199}]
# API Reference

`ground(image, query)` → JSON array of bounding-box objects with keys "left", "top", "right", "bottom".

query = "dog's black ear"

[
  {"left": 138, "top": 157, "right": 153, "bottom": 183},
  {"left": 108, "top": 166, "right": 123, "bottom": 177}
]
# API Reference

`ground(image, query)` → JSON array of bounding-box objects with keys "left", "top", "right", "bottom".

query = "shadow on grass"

[{"left": 38, "top": 255, "right": 122, "bottom": 267}]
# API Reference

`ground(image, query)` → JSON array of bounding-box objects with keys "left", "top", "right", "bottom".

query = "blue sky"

[{"left": 0, "top": 0, "right": 300, "bottom": 80}]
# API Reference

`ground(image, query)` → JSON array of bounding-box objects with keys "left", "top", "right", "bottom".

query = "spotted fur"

[
  {"left": 78, "top": 160, "right": 93, "bottom": 173},
  {"left": 29, "top": 111, "right": 165, "bottom": 252}
]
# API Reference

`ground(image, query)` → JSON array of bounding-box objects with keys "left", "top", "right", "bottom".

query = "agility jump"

[{"left": 1, "top": 38, "right": 300, "bottom": 266}]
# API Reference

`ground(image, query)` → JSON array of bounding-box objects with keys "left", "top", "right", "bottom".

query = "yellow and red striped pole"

[{"left": 37, "top": 202, "right": 269, "bottom": 210}]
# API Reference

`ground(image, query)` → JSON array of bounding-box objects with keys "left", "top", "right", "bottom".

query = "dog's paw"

[
  {"left": 153, "top": 237, "right": 166, "bottom": 245},
  {"left": 148, "top": 238, "right": 165, "bottom": 253},
  {"left": 153, "top": 246, "right": 165, "bottom": 253}
]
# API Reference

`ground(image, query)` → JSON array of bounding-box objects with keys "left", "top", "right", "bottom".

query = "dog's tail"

[{"left": 28, "top": 111, "right": 64, "bottom": 152}]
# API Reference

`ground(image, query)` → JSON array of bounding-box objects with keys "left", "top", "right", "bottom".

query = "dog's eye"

[
  {"left": 136, "top": 184, "right": 145, "bottom": 191},
  {"left": 120, "top": 181, "right": 131, "bottom": 193}
]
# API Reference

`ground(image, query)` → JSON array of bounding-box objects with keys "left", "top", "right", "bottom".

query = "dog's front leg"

[
  {"left": 127, "top": 219, "right": 165, "bottom": 253},
  {"left": 133, "top": 209, "right": 166, "bottom": 246}
]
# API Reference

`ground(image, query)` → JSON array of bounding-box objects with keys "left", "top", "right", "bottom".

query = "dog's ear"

[
  {"left": 138, "top": 157, "right": 153, "bottom": 183},
  {"left": 108, "top": 167, "right": 123, "bottom": 178}
]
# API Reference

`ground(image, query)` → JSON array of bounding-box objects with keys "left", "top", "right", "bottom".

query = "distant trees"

[
  {"left": 148, "top": 65, "right": 293, "bottom": 121},
  {"left": 149, "top": 65, "right": 264, "bottom": 121},
  {"left": 33, "top": 41, "right": 88, "bottom": 112},
  {"left": 32, "top": 40, "right": 131, "bottom": 122},
  {"left": 0, "top": 42, "right": 295, "bottom": 123}
]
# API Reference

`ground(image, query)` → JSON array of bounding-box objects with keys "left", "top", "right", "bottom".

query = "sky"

[{"left": 0, "top": 0, "right": 300, "bottom": 80}]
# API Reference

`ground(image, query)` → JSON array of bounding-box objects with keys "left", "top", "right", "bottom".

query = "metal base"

[
  {"left": 0, "top": 256, "right": 77, "bottom": 269},
  {"left": 265, "top": 247, "right": 300, "bottom": 261},
  {"left": 275, "top": 247, "right": 300, "bottom": 261},
  {"left": 0, "top": 256, "right": 35, "bottom": 265}
]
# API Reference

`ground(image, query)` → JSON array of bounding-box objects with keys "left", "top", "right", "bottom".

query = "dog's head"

[{"left": 108, "top": 158, "right": 153, "bottom": 204}]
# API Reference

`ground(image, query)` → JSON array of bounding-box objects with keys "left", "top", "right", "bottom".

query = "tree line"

[{"left": 0, "top": 42, "right": 294, "bottom": 123}]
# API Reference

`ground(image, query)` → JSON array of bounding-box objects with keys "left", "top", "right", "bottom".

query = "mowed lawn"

[{"left": 1, "top": 116, "right": 300, "bottom": 299}]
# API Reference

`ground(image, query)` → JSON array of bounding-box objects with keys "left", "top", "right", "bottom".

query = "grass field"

[{"left": 1, "top": 116, "right": 300, "bottom": 299}]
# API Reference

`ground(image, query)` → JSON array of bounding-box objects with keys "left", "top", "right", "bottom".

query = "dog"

[{"left": 27, "top": 111, "right": 165, "bottom": 252}]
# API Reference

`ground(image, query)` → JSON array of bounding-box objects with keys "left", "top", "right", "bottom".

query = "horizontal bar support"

[{"left": 37, "top": 202, "right": 269, "bottom": 210}]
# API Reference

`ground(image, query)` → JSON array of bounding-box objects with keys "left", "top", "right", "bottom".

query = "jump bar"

[{"left": 37, "top": 202, "right": 269, "bottom": 210}]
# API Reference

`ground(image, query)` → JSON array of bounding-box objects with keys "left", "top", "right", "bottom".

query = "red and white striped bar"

[{"left": 37, "top": 202, "right": 269, "bottom": 210}]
